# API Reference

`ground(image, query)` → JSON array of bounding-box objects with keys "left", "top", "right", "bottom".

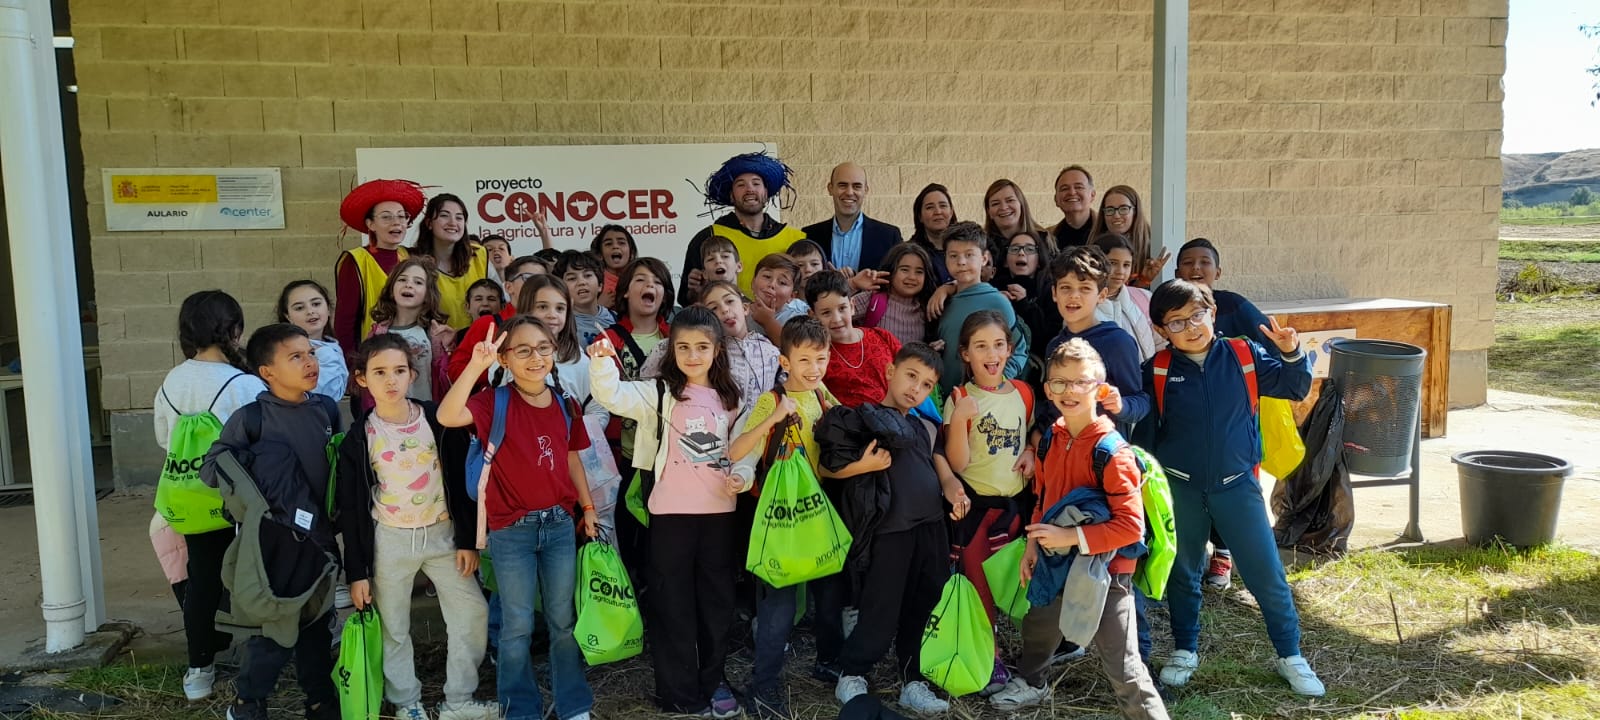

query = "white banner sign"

[
  {"left": 356, "top": 143, "right": 778, "bottom": 272},
  {"left": 102, "top": 168, "right": 284, "bottom": 231}
]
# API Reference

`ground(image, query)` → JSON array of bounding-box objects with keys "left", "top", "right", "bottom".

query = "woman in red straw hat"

[
  {"left": 408, "top": 193, "right": 489, "bottom": 330},
  {"left": 334, "top": 179, "right": 426, "bottom": 372}
]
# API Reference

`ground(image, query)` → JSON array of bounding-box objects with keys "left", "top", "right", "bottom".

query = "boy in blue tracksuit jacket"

[{"left": 1134, "top": 279, "right": 1327, "bottom": 698}]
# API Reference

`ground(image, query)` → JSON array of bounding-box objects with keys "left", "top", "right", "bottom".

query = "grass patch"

[
  {"left": 1499, "top": 240, "right": 1600, "bottom": 264},
  {"left": 1500, "top": 216, "right": 1600, "bottom": 227},
  {"left": 28, "top": 546, "right": 1600, "bottom": 720},
  {"left": 1491, "top": 298, "right": 1600, "bottom": 414}
]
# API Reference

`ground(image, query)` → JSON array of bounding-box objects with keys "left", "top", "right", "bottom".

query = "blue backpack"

[{"left": 465, "top": 385, "right": 573, "bottom": 501}]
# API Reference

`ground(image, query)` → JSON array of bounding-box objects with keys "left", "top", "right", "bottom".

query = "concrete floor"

[{"left": 1, "top": 390, "right": 1596, "bottom": 669}]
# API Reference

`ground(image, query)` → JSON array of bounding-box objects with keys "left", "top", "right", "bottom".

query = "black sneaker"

[
  {"left": 810, "top": 662, "right": 842, "bottom": 683},
  {"left": 226, "top": 700, "right": 268, "bottom": 720},
  {"left": 747, "top": 685, "right": 790, "bottom": 720}
]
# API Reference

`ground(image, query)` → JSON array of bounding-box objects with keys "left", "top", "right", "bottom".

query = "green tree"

[{"left": 1573, "top": 186, "right": 1596, "bottom": 207}]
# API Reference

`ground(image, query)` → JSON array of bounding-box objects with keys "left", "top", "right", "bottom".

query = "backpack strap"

[
  {"left": 242, "top": 401, "right": 264, "bottom": 445},
  {"left": 613, "top": 325, "right": 649, "bottom": 378},
  {"left": 549, "top": 384, "right": 574, "bottom": 437},
  {"left": 1225, "top": 337, "right": 1259, "bottom": 416},
  {"left": 652, "top": 378, "right": 667, "bottom": 449},
  {"left": 1090, "top": 431, "right": 1140, "bottom": 495},
  {"left": 1151, "top": 349, "right": 1173, "bottom": 417},
  {"left": 486, "top": 385, "right": 511, "bottom": 463},
  {"left": 204, "top": 372, "right": 249, "bottom": 414},
  {"left": 1011, "top": 379, "right": 1034, "bottom": 428}
]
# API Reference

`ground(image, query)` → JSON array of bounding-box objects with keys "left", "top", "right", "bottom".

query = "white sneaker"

[
  {"left": 842, "top": 607, "right": 859, "bottom": 638},
  {"left": 334, "top": 583, "right": 353, "bottom": 609},
  {"left": 835, "top": 675, "right": 868, "bottom": 705},
  {"left": 989, "top": 677, "right": 1047, "bottom": 710},
  {"left": 397, "top": 701, "right": 432, "bottom": 720},
  {"left": 438, "top": 699, "right": 500, "bottom": 720},
  {"left": 896, "top": 681, "right": 949, "bottom": 716},
  {"left": 1160, "top": 650, "right": 1199, "bottom": 687},
  {"left": 1275, "top": 655, "right": 1326, "bottom": 697},
  {"left": 182, "top": 665, "right": 214, "bottom": 701}
]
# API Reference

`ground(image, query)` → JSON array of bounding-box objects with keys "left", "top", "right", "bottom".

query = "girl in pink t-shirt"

[{"left": 588, "top": 306, "right": 747, "bottom": 716}]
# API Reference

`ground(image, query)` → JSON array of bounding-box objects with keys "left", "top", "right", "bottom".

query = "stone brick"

[
  {"left": 108, "top": 98, "right": 185, "bottom": 131},
  {"left": 535, "top": 102, "right": 600, "bottom": 133},
  {"left": 334, "top": 100, "right": 405, "bottom": 132},
  {"left": 224, "top": 66, "right": 298, "bottom": 98},
  {"left": 660, "top": 39, "right": 721, "bottom": 69},
  {"left": 149, "top": 63, "right": 224, "bottom": 97},
  {"left": 146, "top": 0, "right": 220, "bottom": 25},
  {"left": 97, "top": 270, "right": 174, "bottom": 310},
  {"left": 500, "top": 68, "right": 568, "bottom": 101},
  {"left": 258, "top": 31, "right": 331, "bottom": 64},
  {"left": 401, "top": 102, "right": 471, "bottom": 133},
  {"left": 1463, "top": 45, "right": 1504, "bottom": 74},
  {"left": 1274, "top": 0, "right": 1370, "bottom": 14},
  {"left": 155, "top": 133, "right": 231, "bottom": 166},
  {"left": 397, "top": 32, "right": 468, "bottom": 66},
  {"left": 598, "top": 103, "right": 664, "bottom": 135},
  {"left": 1443, "top": 17, "right": 1491, "bottom": 46},
  {"left": 328, "top": 32, "right": 399, "bottom": 65},
  {"left": 280, "top": 168, "right": 344, "bottom": 201},
  {"left": 71, "top": 0, "right": 147, "bottom": 24},
  {"left": 228, "top": 134, "right": 303, "bottom": 166},
  {"left": 103, "top": 341, "right": 181, "bottom": 376},
  {"left": 431, "top": 0, "right": 499, "bottom": 31},
  {"left": 363, "top": 0, "right": 428, "bottom": 29},
  {"left": 263, "top": 100, "right": 335, "bottom": 132},
  {"left": 1297, "top": 16, "right": 1396, "bottom": 45},
  {"left": 184, "top": 98, "right": 264, "bottom": 131},
  {"left": 101, "top": 27, "right": 179, "bottom": 61},
  {"left": 76, "top": 63, "right": 152, "bottom": 97},
  {"left": 866, "top": 9, "right": 925, "bottom": 39},
  {"left": 199, "top": 237, "right": 279, "bottom": 269},
  {"left": 78, "top": 99, "right": 110, "bottom": 133},
  {"left": 599, "top": 40, "right": 661, "bottom": 70},
  {"left": 302, "top": 134, "right": 370, "bottom": 167},
  {"left": 288, "top": 0, "right": 363, "bottom": 28},
  {"left": 1393, "top": 16, "right": 1443, "bottom": 44},
  {"left": 1372, "top": 0, "right": 1420, "bottom": 15},
  {"left": 468, "top": 103, "right": 537, "bottom": 134},
  {"left": 1193, "top": 13, "right": 1297, "bottom": 44},
  {"left": 434, "top": 68, "right": 503, "bottom": 100},
  {"left": 535, "top": 36, "right": 598, "bottom": 67},
  {"left": 567, "top": 70, "right": 634, "bottom": 102},
  {"left": 220, "top": 0, "right": 292, "bottom": 26},
  {"left": 181, "top": 28, "right": 259, "bottom": 62},
  {"left": 295, "top": 66, "right": 367, "bottom": 99},
  {"left": 80, "top": 132, "right": 159, "bottom": 166},
  {"left": 121, "top": 305, "right": 180, "bottom": 342},
  {"left": 362, "top": 66, "right": 436, "bottom": 100},
  {"left": 467, "top": 33, "right": 532, "bottom": 66}
]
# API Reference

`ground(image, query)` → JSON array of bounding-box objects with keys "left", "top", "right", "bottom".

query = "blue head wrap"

[{"left": 704, "top": 151, "right": 793, "bottom": 208}]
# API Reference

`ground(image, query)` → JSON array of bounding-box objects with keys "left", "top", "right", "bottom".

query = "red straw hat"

[{"left": 340, "top": 179, "right": 426, "bottom": 234}]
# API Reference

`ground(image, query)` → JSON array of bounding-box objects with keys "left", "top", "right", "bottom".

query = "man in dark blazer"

[{"left": 804, "top": 162, "right": 903, "bottom": 276}]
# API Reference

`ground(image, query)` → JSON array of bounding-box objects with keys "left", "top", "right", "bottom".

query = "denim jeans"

[
  {"left": 488, "top": 506, "right": 592, "bottom": 720},
  {"left": 1167, "top": 473, "right": 1302, "bottom": 658},
  {"left": 752, "top": 582, "right": 797, "bottom": 693}
]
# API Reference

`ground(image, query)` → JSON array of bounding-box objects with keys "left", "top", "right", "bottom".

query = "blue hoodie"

[
  {"left": 1036, "top": 320, "right": 1150, "bottom": 443},
  {"left": 1213, "top": 289, "right": 1274, "bottom": 351},
  {"left": 1134, "top": 337, "right": 1311, "bottom": 492},
  {"left": 936, "top": 282, "right": 1029, "bottom": 393}
]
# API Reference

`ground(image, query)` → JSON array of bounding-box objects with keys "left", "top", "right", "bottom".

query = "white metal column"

[
  {"left": 0, "top": 0, "right": 103, "bottom": 651},
  {"left": 1151, "top": 0, "right": 1189, "bottom": 279}
]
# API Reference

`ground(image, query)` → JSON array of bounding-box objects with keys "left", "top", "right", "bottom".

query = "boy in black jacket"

[
  {"left": 201, "top": 324, "right": 343, "bottom": 720},
  {"left": 335, "top": 333, "right": 494, "bottom": 720}
]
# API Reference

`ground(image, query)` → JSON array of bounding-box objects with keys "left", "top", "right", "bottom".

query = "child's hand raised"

[
  {"left": 951, "top": 393, "right": 980, "bottom": 424},
  {"left": 848, "top": 269, "right": 888, "bottom": 293},
  {"left": 1097, "top": 383, "right": 1123, "bottom": 416},
  {"left": 468, "top": 331, "right": 507, "bottom": 371},
  {"left": 1143, "top": 248, "right": 1172, "bottom": 282},
  {"left": 1258, "top": 316, "right": 1300, "bottom": 354},
  {"left": 588, "top": 336, "right": 617, "bottom": 359}
]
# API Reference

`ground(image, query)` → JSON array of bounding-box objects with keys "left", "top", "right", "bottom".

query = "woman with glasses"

[
  {"left": 1091, "top": 185, "right": 1170, "bottom": 288},
  {"left": 335, "top": 179, "right": 426, "bottom": 372}
]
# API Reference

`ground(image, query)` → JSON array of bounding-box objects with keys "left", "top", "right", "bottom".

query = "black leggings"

[{"left": 183, "top": 528, "right": 236, "bottom": 668}]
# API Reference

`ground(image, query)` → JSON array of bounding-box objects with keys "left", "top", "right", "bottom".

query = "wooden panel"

[{"left": 1264, "top": 301, "right": 1451, "bottom": 438}]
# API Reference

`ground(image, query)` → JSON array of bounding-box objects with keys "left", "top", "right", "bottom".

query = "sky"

[{"left": 1502, "top": 0, "right": 1600, "bottom": 154}]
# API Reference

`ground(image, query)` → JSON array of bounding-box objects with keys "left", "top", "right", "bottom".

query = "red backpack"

[{"left": 1150, "top": 337, "right": 1258, "bottom": 417}]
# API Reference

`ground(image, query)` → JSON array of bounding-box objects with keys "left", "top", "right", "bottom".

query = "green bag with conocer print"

[{"left": 154, "top": 376, "right": 247, "bottom": 534}]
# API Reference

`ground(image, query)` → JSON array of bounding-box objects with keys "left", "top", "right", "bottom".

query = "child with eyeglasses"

[
  {"left": 992, "top": 230, "right": 1058, "bottom": 356},
  {"left": 1134, "top": 279, "right": 1324, "bottom": 699}
]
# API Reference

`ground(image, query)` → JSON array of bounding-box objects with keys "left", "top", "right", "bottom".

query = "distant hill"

[{"left": 1503, "top": 148, "right": 1600, "bottom": 206}]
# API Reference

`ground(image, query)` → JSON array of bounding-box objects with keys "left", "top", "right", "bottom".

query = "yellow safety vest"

[
  {"left": 343, "top": 246, "right": 408, "bottom": 339},
  {"left": 711, "top": 223, "right": 808, "bottom": 298},
  {"left": 434, "top": 245, "right": 490, "bottom": 330}
]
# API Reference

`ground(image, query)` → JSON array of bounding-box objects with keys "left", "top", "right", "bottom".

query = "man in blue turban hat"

[{"left": 676, "top": 150, "right": 809, "bottom": 305}]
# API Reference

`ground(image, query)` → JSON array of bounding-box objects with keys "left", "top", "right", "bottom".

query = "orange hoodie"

[{"left": 1035, "top": 415, "right": 1146, "bottom": 576}]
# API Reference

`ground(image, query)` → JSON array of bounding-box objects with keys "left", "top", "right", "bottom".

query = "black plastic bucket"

[{"left": 1452, "top": 450, "right": 1573, "bottom": 547}]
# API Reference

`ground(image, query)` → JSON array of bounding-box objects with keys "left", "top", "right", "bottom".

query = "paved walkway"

[{"left": 2, "top": 390, "right": 1597, "bottom": 668}]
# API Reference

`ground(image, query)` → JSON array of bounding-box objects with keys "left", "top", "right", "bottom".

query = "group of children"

[{"left": 152, "top": 165, "right": 1326, "bottom": 720}]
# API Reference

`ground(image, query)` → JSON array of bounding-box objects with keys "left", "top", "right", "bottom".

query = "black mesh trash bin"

[{"left": 1327, "top": 338, "right": 1427, "bottom": 477}]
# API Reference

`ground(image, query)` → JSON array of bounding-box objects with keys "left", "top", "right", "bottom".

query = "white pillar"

[
  {"left": 1151, "top": 0, "right": 1189, "bottom": 280},
  {"left": 0, "top": 0, "right": 101, "bottom": 651}
]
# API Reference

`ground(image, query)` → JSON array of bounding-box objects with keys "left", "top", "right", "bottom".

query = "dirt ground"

[{"left": 1499, "top": 223, "right": 1600, "bottom": 241}]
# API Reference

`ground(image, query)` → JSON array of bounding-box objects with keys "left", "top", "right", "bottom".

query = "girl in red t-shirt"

[
  {"left": 805, "top": 271, "right": 902, "bottom": 408},
  {"left": 438, "top": 317, "right": 599, "bottom": 720}
]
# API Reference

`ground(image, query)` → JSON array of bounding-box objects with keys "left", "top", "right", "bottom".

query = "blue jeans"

[
  {"left": 1166, "top": 473, "right": 1302, "bottom": 658},
  {"left": 752, "top": 582, "right": 797, "bottom": 692},
  {"left": 488, "top": 507, "right": 592, "bottom": 720}
]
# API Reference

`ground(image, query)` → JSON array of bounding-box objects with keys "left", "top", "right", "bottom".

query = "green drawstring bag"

[
  {"left": 332, "top": 609, "right": 383, "bottom": 720},
  {"left": 746, "top": 449, "right": 852, "bottom": 589},
  {"left": 920, "top": 574, "right": 995, "bottom": 698},
  {"left": 573, "top": 540, "right": 644, "bottom": 665},
  {"left": 154, "top": 380, "right": 244, "bottom": 534},
  {"left": 981, "top": 538, "right": 1031, "bottom": 626},
  {"left": 1130, "top": 446, "right": 1177, "bottom": 601},
  {"left": 625, "top": 469, "right": 650, "bottom": 528}
]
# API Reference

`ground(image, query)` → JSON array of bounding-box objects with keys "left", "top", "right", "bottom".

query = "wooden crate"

[{"left": 1256, "top": 298, "right": 1451, "bottom": 438}]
